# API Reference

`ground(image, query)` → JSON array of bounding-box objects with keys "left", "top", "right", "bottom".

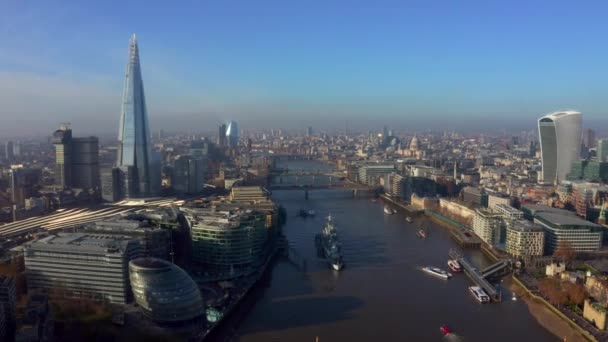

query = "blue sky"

[{"left": 1, "top": 1, "right": 607, "bottom": 136}]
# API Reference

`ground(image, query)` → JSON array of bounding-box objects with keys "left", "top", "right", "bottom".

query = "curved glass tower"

[
  {"left": 117, "top": 34, "right": 153, "bottom": 197},
  {"left": 538, "top": 111, "right": 582, "bottom": 184},
  {"left": 226, "top": 120, "right": 239, "bottom": 148}
]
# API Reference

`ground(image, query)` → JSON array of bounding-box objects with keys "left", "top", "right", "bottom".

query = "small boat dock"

[{"left": 449, "top": 249, "right": 511, "bottom": 302}]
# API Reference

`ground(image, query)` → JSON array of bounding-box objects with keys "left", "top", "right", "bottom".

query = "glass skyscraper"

[
  {"left": 538, "top": 111, "right": 582, "bottom": 184},
  {"left": 226, "top": 120, "right": 239, "bottom": 148},
  {"left": 117, "top": 34, "right": 154, "bottom": 197}
]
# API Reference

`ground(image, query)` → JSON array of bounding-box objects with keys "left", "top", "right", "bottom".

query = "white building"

[
  {"left": 487, "top": 193, "right": 510, "bottom": 211},
  {"left": 493, "top": 203, "right": 523, "bottom": 220},
  {"left": 538, "top": 111, "right": 582, "bottom": 184},
  {"left": 505, "top": 220, "right": 545, "bottom": 257},
  {"left": 472, "top": 209, "right": 503, "bottom": 245}
]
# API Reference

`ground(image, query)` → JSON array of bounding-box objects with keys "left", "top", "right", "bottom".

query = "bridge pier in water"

[{"left": 305, "top": 190, "right": 309, "bottom": 200}]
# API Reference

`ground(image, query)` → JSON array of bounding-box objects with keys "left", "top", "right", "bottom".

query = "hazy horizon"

[{"left": 2, "top": 1, "right": 607, "bottom": 137}]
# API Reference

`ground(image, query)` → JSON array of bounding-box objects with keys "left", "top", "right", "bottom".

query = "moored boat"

[
  {"left": 417, "top": 229, "right": 427, "bottom": 239},
  {"left": 315, "top": 215, "right": 345, "bottom": 271},
  {"left": 447, "top": 259, "right": 462, "bottom": 273},
  {"left": 422, "top": 266, "right": 452, "bottom": 279},
  {"left": 384, "top": 206, "right": 394, "bottom": 215},
  {"left": 469, "top": 286, "right": 490, "bottom": 303},
  {"left": 405, "top": 217, "right": 413, "bottom": 223}
]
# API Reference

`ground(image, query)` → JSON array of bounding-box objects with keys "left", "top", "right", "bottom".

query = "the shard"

[{"left": 117, "top": 34, "right": 153, "bottom": 197}]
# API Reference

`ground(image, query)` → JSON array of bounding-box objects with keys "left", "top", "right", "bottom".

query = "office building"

[
  {"left": 173, "top": 155, "right": 206, "bottom": 194},
  {"left": 472, "top": 209, "right": 503, "bottom": 245},
  {"left": 534, "top": 211, "right": 603, "bottom": 253},
  {"left": 307, "top": 126, "right": 313, "bottom": 136},
  {"left": 493, "top": 204, "right": 524, "bottom": 220},
  {"left": 358, "top": 164, "right": 395, "bottom": 186},
  {"left": 218, "top": 124, "right": 227, "bottom": 147},
  {"left": 488, "top": 193, "right": 511, "bottom": 210},
  {"left": 129, "top": 258, "right": 204, "bottom": 323},
  {"left": 568, "top": 160, "right": 608, "bottom": 183},
  {"left": 583, "top": 128, "right": 596, "bottom": 149},
  {"left": 100, "top": 167, "right": 123, "bottom": 202},
  {"left": 116, "top": 34, "right": 155, "bottom": 197},
  {"left": 81, "top": 218, "right": 172, "bottom": 260},
  {"left": 230, "top": 186, "right": 270, "bottom": 203},
  {"left": 24, "top": 233, "right": 142, "bottom": 304},
  {"left": 0, "top": 275, "right": 16, "bottom": 326},
  {"left": 226, "top": 120, "right": 239, "bottom": 148},
  {"left": 182, "top": 208, "right": 268, "bottom": 271},
  {"left": 538, "top": 111, "right": 582, "bottom": 184},
  {"left": 10, "top": 167, "right": 41, "bottom": 208},
  {"left": 505, "top": 220, "right": 545, "bottom": 257},
  {"left": 5, "top": 141, "right": 14, "bottom": 162},
  {"left": 53, "top": 124, "right": 100, "bottom": 189},
  {"left": 462, "top": 187, "right": 487, "bottom": 207},
  {"left": 598, "top": 139, "right": 608, "bottom": 162}
]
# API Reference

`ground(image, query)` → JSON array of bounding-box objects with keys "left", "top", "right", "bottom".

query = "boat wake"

[{"left": 443, "top": 333, "right": 464, "bottom": 342}]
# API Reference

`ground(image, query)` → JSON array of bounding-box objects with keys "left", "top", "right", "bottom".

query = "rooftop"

[
  {"left": 27, "top": 233, "right": 135, "bottom": 254},
  {"left": 535, "top": 212, "right": 602, "bottom": 229}
]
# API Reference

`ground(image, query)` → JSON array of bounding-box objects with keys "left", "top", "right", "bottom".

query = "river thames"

[{"left": 228, "top": 161, "right": 558, "bottom": 342}]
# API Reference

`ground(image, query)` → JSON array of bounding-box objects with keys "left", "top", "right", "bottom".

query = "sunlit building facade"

[
  {"left": 117, "top": 34, "right": 154, "bottom": 197},
  {"left": 538, "top": 111, "right": 582, "bottom": 184},
  {"left": 226, "top": 120, "right": 239, "bottom": 148}
]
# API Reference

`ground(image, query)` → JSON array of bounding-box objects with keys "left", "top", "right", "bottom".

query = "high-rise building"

[
  {"left": 52, "top": 124, "right": 73, "bottom": 188},
  {"left": 538, "top": 111, "right": 582, "bottom": 184},
  {"left": 218, "top": 124, "right": 227, "bottom": 147},
  {"left": 5, "top": 141, "right": 14, "bottom": 162},
  {"left": 172, "top": 155, "right": 206, "bottom": 194},
  {"left": 100, "top": 167, "right": 123, "bottom": 202},
  {"left": 583, "top": 128, "right": 596, "bottom": 149},
  {"left": 117, "top": 34, "right": 155, "bottom": 198},
  {"left": 307, "top": 126, "right": 313, "bottom": 136},
  {"left": 226, "top": 120, "right": 239, "bottom": 148},
  {"left": 597, "top": 139, "right": 608, "bottom": 162},
  {"left": 9, "top": 166, "right": 41, "bottom": 208},
  {"left": 53, "top": 124, "right": 100, "bottom": 189}
]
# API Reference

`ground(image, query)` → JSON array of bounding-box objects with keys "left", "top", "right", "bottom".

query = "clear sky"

[{"left": 1, "top": 1, "right": 607, "bottom": 136}]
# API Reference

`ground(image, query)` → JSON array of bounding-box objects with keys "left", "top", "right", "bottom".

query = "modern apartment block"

[{"left": 505, "top": 220, "right": 545, "bottom": 257}]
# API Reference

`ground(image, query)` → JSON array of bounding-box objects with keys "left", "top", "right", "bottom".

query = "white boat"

[
  {"left": 447, "top": 259, "right": 462, "bottom": 273},
  {"left": 405, "top": 217, "right": 413, "bottom": 223},
  {"left": 469, "top": 286, "right": 490, "bottom": 303},
  {"left": 422, "top": 266, "right": 452, "bottom": 280},
  {"left": 384, "top": 206, "right": 394, "bottom": 215}
]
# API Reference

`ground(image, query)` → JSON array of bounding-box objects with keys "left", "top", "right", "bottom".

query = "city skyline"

[{"left": 1, "top": 2, "right": 608, "bottom": 136}]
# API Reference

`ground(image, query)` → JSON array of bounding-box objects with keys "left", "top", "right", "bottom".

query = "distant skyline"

[{"left": 1, "top": 1, "right": 608, "bottom": 137}]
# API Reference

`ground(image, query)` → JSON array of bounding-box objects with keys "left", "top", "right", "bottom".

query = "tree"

[
  {"left": 539, "top": 278, "right": 568, "bottom": 307},
  {"left": 553, "top": 240, "right": 576, "bottom": 265},
  {"left": 565, "top": 283, "right": 588, "bottom": 306}
]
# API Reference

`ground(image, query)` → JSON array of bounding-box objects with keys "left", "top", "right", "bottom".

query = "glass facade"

[
  {"left": 538, "top": 111, "right": 582, "bottom": 184},
  {"left": 117, "top": 34, "right": 153, "bottom": 197},
  {"left": 226, "top": 120, "right": 239, "bottom": 148},
  {"left": 129, "top": 258, "right": 204, "bottom": 323}
]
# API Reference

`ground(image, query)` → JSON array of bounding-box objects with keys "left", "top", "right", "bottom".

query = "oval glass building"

[{"left": 129, "top": 258, "right": 204, "bottom": 323}]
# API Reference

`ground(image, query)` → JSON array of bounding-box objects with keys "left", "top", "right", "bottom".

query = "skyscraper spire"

[{"left": 117, "top": 33, "right": 153, "bottom": 197}]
